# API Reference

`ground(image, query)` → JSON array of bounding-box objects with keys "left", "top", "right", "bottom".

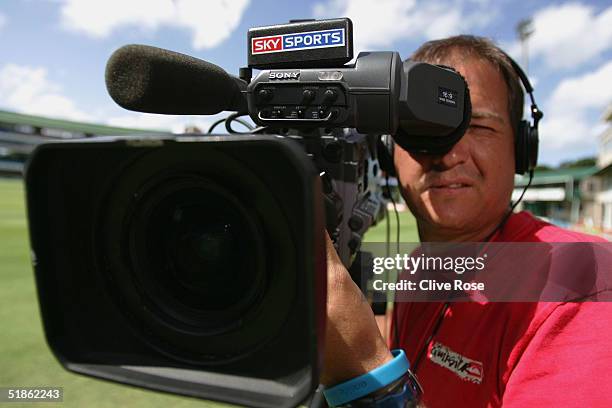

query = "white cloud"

[
  {"left": 0, "top": 63, "right": 93, "bottom": 122},
  {"left": 59, "top": 0, "right": 250, "bottom": 50},
  {"left": 0, "top": 12, "right": 6, "bottom": 31},
  {"left": 507, "top": 3, "right": 612, "bottom": 70},
  {"left": 312, "top": 0, "right": 497, "bottom": 53},
  {"left": 547, "top": 62, "right": 612, "bottom": 112},
  {"left": 539, "top": 61, "right": 612, "bottom": 161},
  {"left": 0, "top": 63, "right": 245, "bottom": 133}
]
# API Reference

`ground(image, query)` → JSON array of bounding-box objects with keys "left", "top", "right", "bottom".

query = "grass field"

[
  {"left": 0, "top": 177, "right": 417, "bottom": 407},
  {"left": 363, "top": 207, "right": 418, "bottom": 243}
]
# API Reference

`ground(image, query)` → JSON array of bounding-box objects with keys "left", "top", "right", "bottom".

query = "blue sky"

[{"left": 0, "top": 0, "right": 611, "bottom": 166}]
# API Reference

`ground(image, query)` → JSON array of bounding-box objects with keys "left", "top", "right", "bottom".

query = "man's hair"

[{"left": 410, "top": 35, "right": 524, "bottom": 134}]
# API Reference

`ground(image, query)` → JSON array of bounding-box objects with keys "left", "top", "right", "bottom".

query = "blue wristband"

[{"left": 323, "top": 349, "right": 410, "bottom": 407}]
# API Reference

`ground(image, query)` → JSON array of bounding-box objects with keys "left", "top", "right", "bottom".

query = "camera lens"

[
  {"left": 173, "top": 217, "right": 236, "bottom": 295},
  {"left": 127, "top": 175, "right": 266, "bottom": 335},
  {"left": 98, "top": 145, "right": 299, "bottom": 364},
  {"left": 148, "top": 184, "right": 260, "bottom": 313}
]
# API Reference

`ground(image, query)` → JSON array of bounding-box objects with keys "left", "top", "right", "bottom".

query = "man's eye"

[{"left": 469, "top": 124, "right": 495, "bottom": 132}]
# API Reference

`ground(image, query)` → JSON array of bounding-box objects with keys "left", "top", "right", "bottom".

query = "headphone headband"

[{"left": 502, "top": 52, "right": 544, "bottom": 128}]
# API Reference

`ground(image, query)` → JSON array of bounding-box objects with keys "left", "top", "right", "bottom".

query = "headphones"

[
  {"left": 378, "top": 53, "right": 543, "bottom": 176},
  {"left": 508, "top": 55, "right": 543, "bottom": 175}
]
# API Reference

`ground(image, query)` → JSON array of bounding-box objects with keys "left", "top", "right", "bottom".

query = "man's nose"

[{"left": 430, "top": 136, "right": 470, "bottom": 170}]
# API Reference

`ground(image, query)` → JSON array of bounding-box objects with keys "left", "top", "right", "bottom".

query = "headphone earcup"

[
  {"left": 527, "top": 126, "right": 539, "bottom": 172},
  {"left": 515, "top": 120, "right": 529, "bottom": 175},
  {"left": 377, "top": 135, "right": 397, "bottom": 177}
]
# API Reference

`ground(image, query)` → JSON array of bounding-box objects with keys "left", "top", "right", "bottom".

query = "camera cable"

[
  {"left": 224, "top": 112, "right": 267, "bottom": 134},
  {"left": 207, "top": 116, "right": 253, "bottom": 133},
  {"left": 206, "top": 112, "right": 268, "bottom": 135}
]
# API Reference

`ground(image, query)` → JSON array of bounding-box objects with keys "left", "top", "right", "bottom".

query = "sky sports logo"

[{"left": 251, "top": 28, "right": 345, "bottom": 54}]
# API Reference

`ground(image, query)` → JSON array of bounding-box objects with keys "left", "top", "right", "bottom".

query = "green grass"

[
  {"left": 0, "top": 177, "right": 418, "bottom": 407},
  {"left": 363, "top": 209, "right": 419, "bottom": 243}
]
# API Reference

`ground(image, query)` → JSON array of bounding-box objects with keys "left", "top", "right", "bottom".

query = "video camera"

[{"left": 24, "top": 18, "right": 470, "bottom": 408}]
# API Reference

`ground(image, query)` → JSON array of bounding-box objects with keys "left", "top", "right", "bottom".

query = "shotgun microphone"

[{"left": 105, "top": 44, "right": 248, "bottom": 115}]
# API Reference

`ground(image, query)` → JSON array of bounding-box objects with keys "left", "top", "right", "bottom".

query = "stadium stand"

[{"left": 0, "top": 110, "right": 166, "bottom": 176}]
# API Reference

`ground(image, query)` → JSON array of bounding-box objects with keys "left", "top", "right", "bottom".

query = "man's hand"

[{"left": 321, "top": 233, "right": 393, "bottom": 386}]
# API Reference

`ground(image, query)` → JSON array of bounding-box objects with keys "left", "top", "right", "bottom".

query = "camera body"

[
  {"left": 25, "top": 18, "right": 470, "bottom": 408},
  {"left": 247, "top": 52, "right": 466, "bottom": 141}
]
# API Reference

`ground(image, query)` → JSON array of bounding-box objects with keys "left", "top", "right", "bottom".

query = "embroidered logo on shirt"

[{"left": 429, "top": 342, "right": 484, "bottom": 384}]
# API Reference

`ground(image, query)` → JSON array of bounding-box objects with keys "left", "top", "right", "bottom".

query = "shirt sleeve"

[{"left": 501, "top": 301, "right": 612, "bottom": 407}]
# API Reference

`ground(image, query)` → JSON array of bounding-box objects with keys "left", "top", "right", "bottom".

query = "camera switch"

[
  {"left": 348, "top": 215, "right": 364, "bottom": 231},
  {"left": 258, "top": 89, "right": 273, "bottom": 102},
  {"left": 302, "top": 89, "right": 316, "bottom": 103},
  {"left": 323, "top": 89, "right": 338, "bottom": 103}
]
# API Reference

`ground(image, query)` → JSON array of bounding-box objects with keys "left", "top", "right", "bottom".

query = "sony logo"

[{"left": 269, "top": 71, "right": 300, "bottom": 80}]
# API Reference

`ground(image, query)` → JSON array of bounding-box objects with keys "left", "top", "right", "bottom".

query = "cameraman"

[{"left": 321, "top": 35, "right": 612, "bottom": 407}]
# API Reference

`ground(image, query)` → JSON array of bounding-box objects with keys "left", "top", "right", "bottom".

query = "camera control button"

[
  {"left": 258, "top": 89, "right": 273, "bottom": 102},
  {"left": 323, "top": 89, "right": 338, "bottom": 103},
  {"left": 348, "top": 215, "right": 364, "bottom": 231},
  {"left": 302, "top": 89, "right": 316, "bottom": 103}
]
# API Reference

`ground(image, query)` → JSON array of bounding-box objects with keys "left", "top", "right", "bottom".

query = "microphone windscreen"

[{"left": 105, "top": 44, "right": 246, "bottom": 115}]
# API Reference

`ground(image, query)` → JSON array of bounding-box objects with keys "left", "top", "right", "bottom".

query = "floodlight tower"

[{"left": 516, "top": 18, "right": 534, "bottom": 74}]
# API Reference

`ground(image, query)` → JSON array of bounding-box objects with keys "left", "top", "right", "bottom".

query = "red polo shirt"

[{"left": 391, "top": 211, "right": 612, "bottom": 407}]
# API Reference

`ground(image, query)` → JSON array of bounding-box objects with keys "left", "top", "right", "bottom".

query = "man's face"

[{"left": 394, "top": 55, "right": 516, "bottom": 239}]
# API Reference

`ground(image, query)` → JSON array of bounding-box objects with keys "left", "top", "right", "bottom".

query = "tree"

[{"left": 559, "top": 157, "right": 596, "bottom": 168}]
